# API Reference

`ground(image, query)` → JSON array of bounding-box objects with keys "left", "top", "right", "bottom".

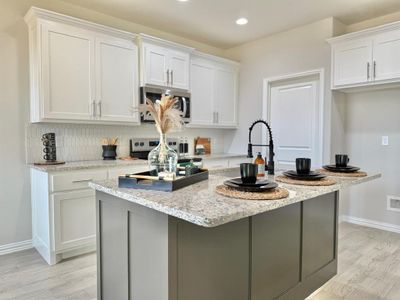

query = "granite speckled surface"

[
  {"left": 89, "top": 168, "right": 381, "bottom": 228},
  {"left": 30, "top": 154, "right": 247, "bottom": 172}
]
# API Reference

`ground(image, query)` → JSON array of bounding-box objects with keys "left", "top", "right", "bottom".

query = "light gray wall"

[
  {"left": 224, "top": 18, "right": 339, "bottom": 164},
  {"left": 340, "top": 88, "right": 400, "bottom": 226}
]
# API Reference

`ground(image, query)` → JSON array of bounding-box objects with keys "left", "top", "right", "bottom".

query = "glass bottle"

[{"left": 148, "top": 133, "right": 178, "bottom": 176}]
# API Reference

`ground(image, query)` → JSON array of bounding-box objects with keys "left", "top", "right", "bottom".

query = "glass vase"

[{"left": 148, "top": 134, "right": 178, "bottom": 176}]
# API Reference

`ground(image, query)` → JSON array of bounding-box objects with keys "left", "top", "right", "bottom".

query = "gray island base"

[{"left": 90, "top": 169, "right": 380, "bottom": 300}]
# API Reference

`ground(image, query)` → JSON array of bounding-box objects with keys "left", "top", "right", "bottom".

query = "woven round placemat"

[
  {"left": 215, "top": 185, "right": 289, "bottom": 200},
  {"left": 317, "top": 169, "right": 368, "bottom": 177},
  {"left": 275, "top": 175, "right": 336, "bottom": 186}
]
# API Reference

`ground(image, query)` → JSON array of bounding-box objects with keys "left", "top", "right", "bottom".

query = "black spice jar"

[{"left": 102, "top": 145, "right": 117, "bottom": 160}]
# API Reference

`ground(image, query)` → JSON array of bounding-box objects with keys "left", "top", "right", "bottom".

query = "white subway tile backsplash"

[{"left": 26, "top": 123, "right": 228, "bottom": 163}]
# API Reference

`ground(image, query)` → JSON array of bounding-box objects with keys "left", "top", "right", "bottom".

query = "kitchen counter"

[
  {"left": 89, "top": 168, "right": 380, "bottom": 227},
  {"left": 30, "top": 153, "right": 247, "bottom": 172},
  {"left": 92, "top": 168, "right": 380, "bottom": 300}
]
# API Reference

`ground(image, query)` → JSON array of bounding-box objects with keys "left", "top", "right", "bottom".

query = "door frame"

[{"left": 262, "top": 69, "right": 325, "bottom": 167}]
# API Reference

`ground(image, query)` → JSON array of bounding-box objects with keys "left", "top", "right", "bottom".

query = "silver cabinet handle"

[
  {"left": 166, "top": 69, "right": 170, "bottom": 86},
  {"left": 216, "top": 112, "right": 219, "bottom": 123},
  {"left": 367, "top": 62, "right": 370, "bottom": 80},
  {"left": 97, "top": 101, "right": 102, "bottom": 117},
  {"left": 373, "top": 61, "right": 377, "bottom": 78},
  {"left": 72, "top": 179, "right": 93, "bottom": 183},
  {"left": 171, "top": 70, "right": 174, "bottom": 86},
  {"left": 92, "top": 101, "right": 96, "bottom": 117}
]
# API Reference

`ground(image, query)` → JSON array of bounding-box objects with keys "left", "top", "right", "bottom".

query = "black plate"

[
  {"left": 283, "top": 171, "right": 326, "bottom": 181},
  {"left": 323, "top": 165, "right": 360, "bottom": 173},
  {"left": 285, "top": 170, "right": 322, "bottom": 177},
  {"left": 224, "top": 180, "right": 278, "bottom": 192},
  {"left": 228, "top": 177, "right": 270, "bottom": 187}
]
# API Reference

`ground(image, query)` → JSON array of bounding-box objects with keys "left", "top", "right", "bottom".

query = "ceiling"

[{"left": 61, "top": 0, "right": 400, "bottom": 48}]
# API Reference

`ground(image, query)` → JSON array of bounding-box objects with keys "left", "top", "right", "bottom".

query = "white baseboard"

[
  {"left": 341, "top": 215, "right": 400, "bottom": 234},
  {"left": 0, "top": 240, "right": 33, "bottom": 256}
]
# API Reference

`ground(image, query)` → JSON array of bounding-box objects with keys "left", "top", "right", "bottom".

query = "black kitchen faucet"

[{"left": 247, "top": 119, "right": 275, "bottom": 175}]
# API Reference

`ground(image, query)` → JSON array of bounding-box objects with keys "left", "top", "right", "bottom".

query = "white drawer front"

[
  {"left": 53, "top": 189, "right": 96, "bottom": 251},
  {"left": 108, "top": 165, "right": 149, "bottom": 179},
  {"left": 50, "top": 169, "right": 108, "bottom": 192}
]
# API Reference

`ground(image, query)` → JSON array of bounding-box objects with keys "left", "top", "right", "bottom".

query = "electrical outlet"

[
  {"left": 387, "top": 195, "right": 400, "bottom": 212},
  {"left": 382, "top": 136, "right": 389, "bottom": 146}
]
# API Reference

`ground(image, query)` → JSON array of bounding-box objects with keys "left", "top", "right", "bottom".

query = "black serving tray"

[{"left": 118, "top": 169, "right": 209, "bottom": 192}]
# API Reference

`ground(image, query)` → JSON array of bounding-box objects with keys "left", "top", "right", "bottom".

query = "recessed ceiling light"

[
  {"left": 177, "top": 0, "right": 189, "bottom": 2},
  {"left": 236, "top": 18, "right": 248, "bottom": 25}
]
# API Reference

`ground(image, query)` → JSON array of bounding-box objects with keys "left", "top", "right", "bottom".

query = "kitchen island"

[{"left": 89, "top": 168, "right": 380, "bottom": 300}]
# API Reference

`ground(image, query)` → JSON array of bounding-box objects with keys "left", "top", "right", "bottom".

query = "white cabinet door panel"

[
  {"left": 190, "top": 61, "right": 215, "bottom": 126},
  {"left": 144, "top": 44, "right": 168, "bottom": 87},
  {"left": 214, "top": 68, "right": 237, "bottom": 126},
  {"left": 42, "top": 23, "right": 95, "bottom": 120},
  {"left": 53, "top": 189, "right": 96, "bottom": 251},
  {"left": 169, "top": 50, "right": 190, "bottom": 90},
  {"left": 96, "top": 37, "right": 139, "bottom": 123},
  {"left": 373, "top": 31, "right": 400, "bottom": 82},
  {"left": 333, "top": 39, "right": 372, "bottom": 87}
]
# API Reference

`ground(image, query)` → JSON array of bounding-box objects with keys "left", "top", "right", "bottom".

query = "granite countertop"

[
  {"left": 89, "top": 168, "right": 381, "bottom": 228},
  {"left": 30, "top": 153, "right": 247, "bottom": 172}
]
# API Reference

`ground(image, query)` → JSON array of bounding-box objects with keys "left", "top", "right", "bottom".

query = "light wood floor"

[{"left": 1, "top": 222, "right": 400, "bottom": 300}]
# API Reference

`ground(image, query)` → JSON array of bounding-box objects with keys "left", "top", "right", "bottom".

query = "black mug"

[
  {"left": 240, "top": 163, "right": 258, "bottom": 184},
  {"left": 296, "top": 158, "right": 311, "bottom": 174},
  {"left": 336, "top": 154, "right": 349, "bottom": 167}
]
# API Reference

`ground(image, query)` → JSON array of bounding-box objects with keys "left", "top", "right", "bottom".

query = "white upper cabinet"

[
  {"left": 332, "top": 39, "right": 372, "bottom": 87},
  {"left": 189, "top": 53, "right": 239, "bottom": 129},
  {"left": 190, "top": 58, "right": 215, "bottom": 125},
  {"left": 41, "top": 22, "right": 95, "bottom": 121},
  {"left": 140, "top": 35, "right": 192, "bottom": 90},
  {"left": 373, "top": 30, "right": 400, "bottom": 82},
  {"left": 25, "top": 7, "right": 140, "bottom": 124},
  {"left": 143, "top": 44, "right": 169, "bottom": 87},
  {"left": 96, "top": 36, "right": 139, "bottom": 123},
  {"left": 329, "top": 21, "right": 400, "bottom": 91}
]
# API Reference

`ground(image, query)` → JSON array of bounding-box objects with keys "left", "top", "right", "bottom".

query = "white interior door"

[
  {"left": 269, "top": 79, "right": 321, "bottom": 169},
  {"left": 96, "top": 37, "right": 139, "bottom": 123}
]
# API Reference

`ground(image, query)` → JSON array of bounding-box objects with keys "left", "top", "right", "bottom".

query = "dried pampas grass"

[{"left": 140, "top": 95, "right": 183, "bottom": 134}]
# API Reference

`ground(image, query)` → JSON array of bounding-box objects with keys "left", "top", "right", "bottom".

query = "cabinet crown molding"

[
  {"left": 139, "top": 33, "right": 195, "bottom": 53},
  {"left": 24, "top": 6, "right": 137, "bottom": 40},
  {"left": 327, "top": 20, "right": 400, "bottom": 44},
  {"left": 192, "top": 50, "right": 240, "bottom": 67}
]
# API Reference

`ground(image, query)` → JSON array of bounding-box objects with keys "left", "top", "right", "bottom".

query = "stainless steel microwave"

[{"left": 140, "top": 86, "right": 191, "bottom": 123}]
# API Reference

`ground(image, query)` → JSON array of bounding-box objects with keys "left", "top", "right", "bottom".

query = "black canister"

[{"left": 102, "top": 145, "right": 117, "bottom": 160}]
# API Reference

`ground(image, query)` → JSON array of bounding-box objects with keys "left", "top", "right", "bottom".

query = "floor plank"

[{"left": 0, "top": 222, "right": 399, "bottom": 299}]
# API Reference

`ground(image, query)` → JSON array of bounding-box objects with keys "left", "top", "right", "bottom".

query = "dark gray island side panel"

[{"left": 96, "top": 191, "right": 339, "bottom": 300}]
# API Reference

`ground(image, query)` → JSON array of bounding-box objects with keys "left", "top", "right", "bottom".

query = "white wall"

[
  {"left": 0, "top": 0, "right": 231, "bottom": 248},
  {"left": 224, "top": 18, "right": 338, "bottom": 163},
  {"left": 340, "top": 89, "right": 400, "bottom": 227}
]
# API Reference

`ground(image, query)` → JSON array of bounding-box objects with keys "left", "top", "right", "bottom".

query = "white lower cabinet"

[
  {"left": 53, "top": 189, "right": 96, "bottom": 251},
  {"left": 31, "top": 158, "right": 247, "bottom": 265}
]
